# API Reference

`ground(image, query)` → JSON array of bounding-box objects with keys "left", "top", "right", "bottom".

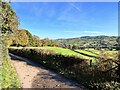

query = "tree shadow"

[
  {"left": 70, "top": 49, "right": 99, "bottom": 59},
  {"left": 9, "top": 53, "right": 40, "bottom": 68},
  {"left": 31, "top": 70, "right": 86, "bottom": 88},
  {"left": 84, "top": 50, "right": 98, "bottom": 55}
]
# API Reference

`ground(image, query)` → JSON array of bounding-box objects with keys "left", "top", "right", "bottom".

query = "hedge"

[
  {"left": 0, "top": 39, "right": 20, "bottom": 88},
  {"left": 9, "top": 47, "right": 120, "bottom": 90}
]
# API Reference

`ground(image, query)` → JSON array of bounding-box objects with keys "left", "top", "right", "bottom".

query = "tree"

[
  {"left": 1, "top": 2, "right": 19, "bottom": 36},
  {"left": 1, "top": 1, "right": 19, "bottom": 47},
  {"left": 12, "top": 30, "right": 29, "bottom": 46},
  {"left": 24, "top": 30, "right": 35, "bottom": 46},
  {"left": 68, "top": 44, "right": 73, "bottom": 49},
  {"left": 32, "top": 35, "right": 42, "bottom": 47},
  {"left": 72, "top": 45, "right": 77, "bottom": 50},
  {"left": 41, "top": 38, "right": 50, "bottom": 46},
  {"left": 48, "top": 40, "right": 59, "bottom": 47}
]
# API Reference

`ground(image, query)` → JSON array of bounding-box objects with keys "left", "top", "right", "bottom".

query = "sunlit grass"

[
  {"left": 39, "top": 47, "right": 97, "bottom": 62},
  {"left": 9, "top": 46, "right": 117, "bottom": 62},
  {"left": 75, "top": 50, "right": 98, "bottom": 57}
]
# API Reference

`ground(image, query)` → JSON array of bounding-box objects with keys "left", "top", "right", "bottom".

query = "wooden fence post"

[{"left": 90, "top": 60, "right": 92, "bottom": 67}]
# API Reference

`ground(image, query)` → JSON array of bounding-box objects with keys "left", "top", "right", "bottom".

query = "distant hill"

[{"left": 56, "top": 36, "right": 118, "bottom": 48}]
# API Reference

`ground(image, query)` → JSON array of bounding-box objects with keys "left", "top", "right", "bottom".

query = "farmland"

[
  {"left": 2, "top": 1, "right": 120, "bottom": 89},
  {"left": 10, "top": 46, "right": 118, "bottom": 62},
  {"left": 10, "top": 46, "right": 118, "bottom": 64}
]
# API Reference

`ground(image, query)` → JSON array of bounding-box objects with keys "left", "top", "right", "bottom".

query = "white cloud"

[
  {"left": 69, "top": 3, "right": 81, "bottom": 12},
  {"left": 57, "top": 4, "right": 83, "bottom": 24}
]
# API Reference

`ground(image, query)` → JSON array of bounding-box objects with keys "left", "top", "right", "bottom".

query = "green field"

[
  {"left": 40, "top": 47, "right": 117, "bottom": 60},
  {"left": 10, "top": 46, "right": 118, "bottom": 62},
  {"left": 84, "top": 49, "right": 118, "bottom": 59},
  {"left": 39, "top": 47, "right": 97, "bottom": 61},
  {"left": 75, "top": 50, "right": 98, "bottom": 57},
  {"left": 10, "top": 46, "right": 94, "bottom": 60}
]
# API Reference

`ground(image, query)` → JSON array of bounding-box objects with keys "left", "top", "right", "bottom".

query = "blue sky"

[{"left": 10, "top": 2, "right": 118, "bottom": 39}]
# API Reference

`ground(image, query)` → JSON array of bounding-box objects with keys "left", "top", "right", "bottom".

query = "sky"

[{"left": 10, "top": 2, "right": 118, "bottom": 39}]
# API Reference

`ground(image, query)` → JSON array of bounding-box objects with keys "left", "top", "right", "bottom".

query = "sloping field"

[
  {"left": 40, "top": 47, "right": 118, "bottom": 61},
  {"left": 83, "top": 49, "right": 118, "bottom": 59},
  {"left": 10, "top": 47, "right": 96, "bottom": 60},
  {"left": 39, "top": 47, "right": 97, "bottom": 61},
  {"left": 10, "top": 47, "right": 118, "bottom": 62},
  {"left": 75, "top": 50, "right": 98, "bottom": 57}
]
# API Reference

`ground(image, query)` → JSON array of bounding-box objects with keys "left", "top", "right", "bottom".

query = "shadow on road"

[
  {"left": 31, "top": 70, "right": 82, "bottom": 88},
  {"left": 9, "top": 53, "right": 86, "bottom": 89}
]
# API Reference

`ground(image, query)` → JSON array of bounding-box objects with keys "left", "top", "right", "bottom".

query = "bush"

[
  {"left": 1, "top": 57, "right": 20, "bottom": 88},
  {"left": 0, "top": 39, "right": 20, "bottom": 88}
]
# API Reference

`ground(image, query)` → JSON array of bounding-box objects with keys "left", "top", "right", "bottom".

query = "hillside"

[{"left": 56, "top": 36, "right": 118, "bottom": 48}]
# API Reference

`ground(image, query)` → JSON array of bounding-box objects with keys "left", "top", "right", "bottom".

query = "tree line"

[
  {"left": 60, "top": 43, "right": 120, "bottom": 50},
  {"left": 10, "top": 29, "right": 60, "bottom": 47},
  {"left": 57, "top": 36, "right": 120, "bottom": 50}
]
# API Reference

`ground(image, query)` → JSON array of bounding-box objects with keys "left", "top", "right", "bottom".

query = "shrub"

[{"left": 0, "top": 41, "right": 20, "bottom": 88}]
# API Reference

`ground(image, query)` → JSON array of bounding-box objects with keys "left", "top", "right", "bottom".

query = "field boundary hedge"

[
  {"left": 9, "top": 47, "right": 120, "bottom": 90},
  {"left": 0, "top": 43, "right": 20, "bottom": 88}
]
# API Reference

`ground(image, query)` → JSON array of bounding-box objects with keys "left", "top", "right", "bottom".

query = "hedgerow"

[
  {"left": 9, "top": 47, "right": 120, "bottom": 89},
  {"left": 0, "top": 39, "right": 20, "bottom": 88}
]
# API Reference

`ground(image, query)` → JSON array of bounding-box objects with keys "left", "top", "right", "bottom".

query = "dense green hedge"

[
  {"left": 1, "top": 57, "right": 20, "bottom": 88},
  {"left": 9, "top": 48, "right": 120, "bottom": 89},
  {"left": 0, "top": 38, "right": 20, "bottom": 88}
]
